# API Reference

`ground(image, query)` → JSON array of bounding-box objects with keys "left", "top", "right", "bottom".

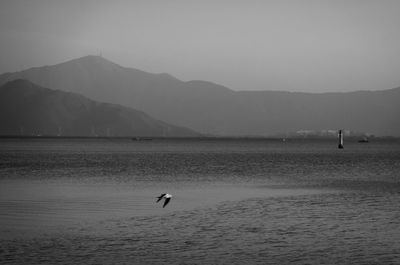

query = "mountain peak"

[
  {"left": 60, "top": 55, "right": 122, "bottom": 69},
  {"left": 75, "top": 54, "right": 112, "bottom": 62}
]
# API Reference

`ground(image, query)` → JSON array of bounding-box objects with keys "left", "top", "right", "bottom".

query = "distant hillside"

[
  {"left": 236, "top": 88, "right": 400, "bottom": 136},
  {"left": 1, "top": 56, "right": 399, "bottom": 136},
  {"left": 0, "top": 79, "right": 199, "bottom": 137}
]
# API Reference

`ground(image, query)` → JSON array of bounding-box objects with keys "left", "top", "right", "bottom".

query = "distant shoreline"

[{"left": 0, "top": 135, "right": 399, "bottom": 141}]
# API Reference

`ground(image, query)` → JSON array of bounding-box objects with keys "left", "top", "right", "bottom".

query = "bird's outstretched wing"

[
  {"left": 156, "top": 193, "right": 166, "bottom": 202},
  {"left": 163, "top": 197, "right": 171, "bottom": 208}
]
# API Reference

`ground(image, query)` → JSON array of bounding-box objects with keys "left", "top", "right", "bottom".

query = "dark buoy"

[{"left": 338, "top": 129, "right": 344, "bottom": 149}]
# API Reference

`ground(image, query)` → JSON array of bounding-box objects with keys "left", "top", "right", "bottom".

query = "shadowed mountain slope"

[{"left": 0, "top": 79, "right": 199, "bottom": 137}]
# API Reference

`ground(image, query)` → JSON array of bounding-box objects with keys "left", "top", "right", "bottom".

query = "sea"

[{"left": 0, "top": 138, "right": 399, "bottom": 264}]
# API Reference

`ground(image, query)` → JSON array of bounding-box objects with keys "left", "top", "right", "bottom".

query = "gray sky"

[{"left": 1, "top": 0, "right": 400, "bottom": 92}]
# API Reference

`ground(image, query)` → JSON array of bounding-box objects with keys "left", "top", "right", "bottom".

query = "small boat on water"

[{"left": 358, "top": 138, "right": 369, "bottom": 143}]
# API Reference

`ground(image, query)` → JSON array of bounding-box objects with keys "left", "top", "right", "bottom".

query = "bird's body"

[{"left": 156, "top": 193, "right": 172, "bottom": 208}]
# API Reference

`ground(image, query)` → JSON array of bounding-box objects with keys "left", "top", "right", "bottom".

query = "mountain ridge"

[{"left": 1, "top": 56, "right": 399, "bottom": 136}]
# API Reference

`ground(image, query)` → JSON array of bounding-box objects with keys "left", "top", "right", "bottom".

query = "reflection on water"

[{"left": 0, "top": 139, "right": 400, "bottom": 264}]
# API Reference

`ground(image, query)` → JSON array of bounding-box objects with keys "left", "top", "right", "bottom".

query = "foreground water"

[{"left": 0, "top": 138, "right": 399, "bottom": 264}]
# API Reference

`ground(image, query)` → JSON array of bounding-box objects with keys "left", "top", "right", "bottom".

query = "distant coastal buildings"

[{"left": 282, "top": 129, "right": 374, "bottom": 139}]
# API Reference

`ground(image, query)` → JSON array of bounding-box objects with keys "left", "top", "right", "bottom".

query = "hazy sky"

[{"left": 1, "top": 0, "right": 400, "bottom": 92}]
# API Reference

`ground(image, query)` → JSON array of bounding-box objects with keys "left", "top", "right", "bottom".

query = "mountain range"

[
  {"left": 0, "top": 79, "right": 198, "bottom": 137},
  {"left": 1, "top": 55, "right": 399, "bottom": 136}
]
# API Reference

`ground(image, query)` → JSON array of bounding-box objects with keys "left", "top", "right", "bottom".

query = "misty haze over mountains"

[{"left": 0, "top": 55, "right": 399, "bottom": 137}]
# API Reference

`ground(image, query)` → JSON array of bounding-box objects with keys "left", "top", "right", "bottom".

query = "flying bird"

[{"left": 156, "top": 193, "right": 172, "bottom": 208}]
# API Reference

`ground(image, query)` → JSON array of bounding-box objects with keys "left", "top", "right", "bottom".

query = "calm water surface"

[{"left": 0, "top": 138, "right": 399, "bottom": 264}]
